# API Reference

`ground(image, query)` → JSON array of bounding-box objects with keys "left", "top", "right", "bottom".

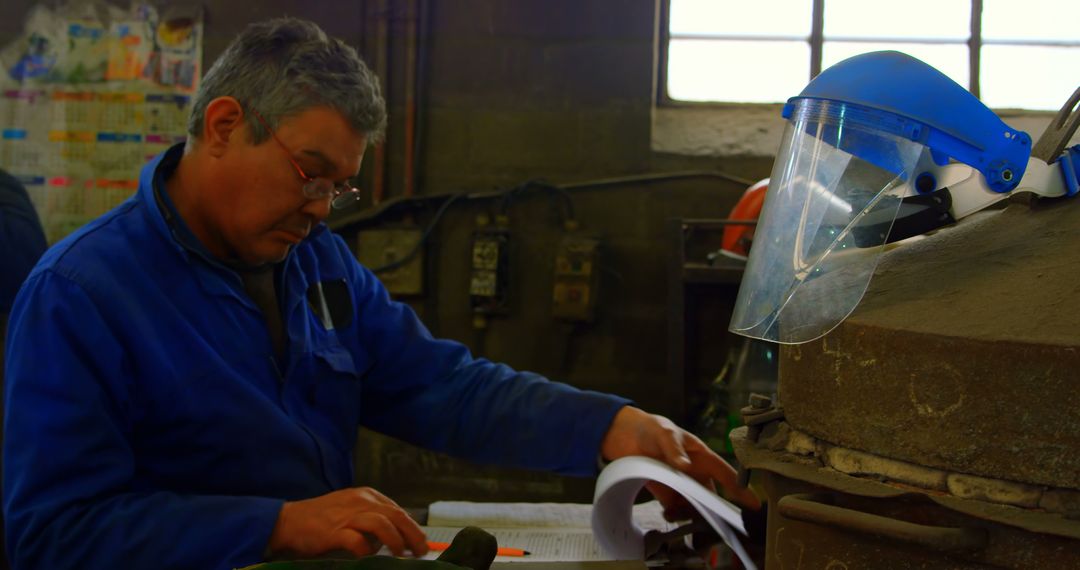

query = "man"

[
  {"left": 3, "top": 18, "right": 758, "bottom": 570},
  {"left": 0, "top": 168, "right": 48, "bottom": 570},
  {"left": 0, "top": 169, "right": 48, "bottom": 334}
]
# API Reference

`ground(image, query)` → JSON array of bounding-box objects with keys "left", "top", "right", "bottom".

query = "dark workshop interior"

[{"left": 1, "top": 1, "right": 1078, "bottom": 569}]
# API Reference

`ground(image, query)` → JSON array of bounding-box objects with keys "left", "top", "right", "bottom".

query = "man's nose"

[{"left": 300, "top": 194, "right": 333, "bottom": 222}]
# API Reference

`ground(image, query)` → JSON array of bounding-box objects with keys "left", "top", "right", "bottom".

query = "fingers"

[
  {"left": 338, "top": 514, "right": 424, "bottom": 558},
  {"left": 381, "top": 506, "right": 428, "bottom": 556},
  {"left": 336, "top": 528, "right": 380, "bottom": 558},
  {"left": 649, "top": 416, "right": 693, "bottom": 470},
  {"left": 652, "top": 426, "right": 762, "bottom": 511},
  {"left": 645, "top": 481, "right": 696, "bottom": 521},
  {"left": 682, "top": 437, "right": 762, "bottom": 510},
  {"left": 346, "top": 512, "right": 407, "bottom": 556},
  {"left": 733, "top": 487, "right": 762, "bottom": 510},
  {"left": 346, "top": 490, "right": 429, "bottom": 556},
  {"left": 601, "top": 408, "right": 763, "bottom": 513},
  {"left": 352, "top": 486, "right": 400, "bottom": 509},
  {"left": 268, "top": 488, "right": 430, "bottom": 560}
]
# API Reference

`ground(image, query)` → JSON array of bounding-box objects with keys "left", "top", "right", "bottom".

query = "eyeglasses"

[{"left": 248, "top": 107, "right": 361, "bottom": 209}]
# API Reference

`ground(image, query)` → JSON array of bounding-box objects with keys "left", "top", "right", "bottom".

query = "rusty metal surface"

[
  {"left": 759, "top": 471, "right": 1080, "bottom": 570},
  {"left": 779, "top": 197, "right": 1080, "bottom": 490},
  {"left": 777, "top": 493, "right": 989, "bottom": 553},
  {"left": 733, "top": 426, "right": 930, "bottom": 499},
  {"left": 731, "top": 427, "right": 1080, "bottom": 542}
]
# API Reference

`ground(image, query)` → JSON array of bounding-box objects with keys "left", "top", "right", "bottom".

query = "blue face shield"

[
  {"left": 728, "top": 98, "right": 930, "bottom": 344},
  {"left": 728, "top": 51, "right": 1079, "bottom": 345}
]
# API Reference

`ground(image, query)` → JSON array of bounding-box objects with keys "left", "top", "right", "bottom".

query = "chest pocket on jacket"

[
  {"left": 303, "top": 338, "right": 373, "bottom": 450},
  {"left": 307, "top": 278, "right": 353, "bottom": 331}
]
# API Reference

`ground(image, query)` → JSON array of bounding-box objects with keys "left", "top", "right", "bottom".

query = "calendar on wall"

[{"left": 0, "top": 1, "right": 202, "bottom": 242}]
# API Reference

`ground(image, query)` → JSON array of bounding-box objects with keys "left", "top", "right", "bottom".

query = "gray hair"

[{"left": 187, "top": 17, "right": 386, "bottom": 145}]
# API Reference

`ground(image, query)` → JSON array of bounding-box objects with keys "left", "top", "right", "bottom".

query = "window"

[{"left": 663, "top": 0, "right": 1080, "bottom": 111}]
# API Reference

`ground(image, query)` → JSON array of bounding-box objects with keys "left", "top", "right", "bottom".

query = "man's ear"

[{"left": 202, "top": 96, "right": 245, "bottom": 158}]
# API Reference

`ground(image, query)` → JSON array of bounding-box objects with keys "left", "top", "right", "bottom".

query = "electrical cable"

[
  {"left": 498, "top": 179, "right": 576, "bottom": 223},
  {"left": 559, "top": 170, "right": 754, "bottom": 191},
  {"left": 370, "top": 192, "right": 464, "bottom": 273},
  {"left": 330, "top": 170, "right": 753, "bottom": 231},
  {"left": 350, "top": 170, "right": 755, "bottom": 274}
]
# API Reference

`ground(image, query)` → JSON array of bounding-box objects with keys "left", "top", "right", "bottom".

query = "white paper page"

[
  {"left": 591, "top": 456, "right": 756, "bottom": 570},
  {"left": 683, "top": 495, "right": 755, "bottom": 569},
  {"left": 428, "top": 500, "right": 674, "bottom": 532},
  {"left": 428, "top": 502, "right": 594, "bottom": 528}
]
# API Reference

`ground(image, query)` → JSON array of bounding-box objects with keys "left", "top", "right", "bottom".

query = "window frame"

[{"left": 657, "top": 0, "right": 1079, "bottom": 108}]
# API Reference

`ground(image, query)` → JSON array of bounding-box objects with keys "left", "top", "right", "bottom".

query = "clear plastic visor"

[{"left": 729, "top": 99, "right": 929, "bottom": 344}]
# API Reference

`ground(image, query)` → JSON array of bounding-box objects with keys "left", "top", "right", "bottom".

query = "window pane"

[
  {"left": 667, "top": 40, "right": 811, "bottom": 103},
  {"left": 669, "top": 0, "right": 811, "bottom": 38},
  {"left": 983, "top": 0, "right": 1080, "bottom": 42},
  {"left": 981, "top": 45, "right": 1080, "bottom": 110},
  {"left": 825, "top": 0, "right": 970, "bottom": 40},
  {"left": 822, "top": 42, "right": 969, "bottom": 89}
]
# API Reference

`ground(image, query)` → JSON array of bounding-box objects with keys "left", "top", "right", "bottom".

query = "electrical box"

[
  {"left": 356, "top": 228, "right": 424, "bottom": 296},
  {"left": 469, "top": 219, "right": 510, "bottom": 316},
  {"left": 552, "top": 234, "right": 600, "bottom": 321}
]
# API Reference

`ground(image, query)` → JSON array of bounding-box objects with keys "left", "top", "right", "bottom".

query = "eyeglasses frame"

[{"left": 247, "top": 106, "right": 362, "bottom": 209}]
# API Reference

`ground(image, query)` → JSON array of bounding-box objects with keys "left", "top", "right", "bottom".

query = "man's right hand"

[{"left": 267, "top": 487, "right": 429, "bottom": 559}]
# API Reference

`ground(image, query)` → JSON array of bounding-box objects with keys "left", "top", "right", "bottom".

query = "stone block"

[
  {"left": 1038, "top": 488, "right": 1080, "bottom": 515},
  {"left": 947, "top": 473, "right": 1043, "bottom": 508},
  {"left": 825, "top": 446, "right": 948, "bottom": 491},
  {"left": 785, "top": 427, "right": 817, "bottom": 457}
]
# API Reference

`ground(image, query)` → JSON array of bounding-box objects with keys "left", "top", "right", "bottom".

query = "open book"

[{"left": 422, "top": 456, "right": 754, "bottom": 568}]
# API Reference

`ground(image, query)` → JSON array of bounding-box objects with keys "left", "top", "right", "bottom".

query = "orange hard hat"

[{"left": 720, "top": 178, "right": 768, "bottom": 260}]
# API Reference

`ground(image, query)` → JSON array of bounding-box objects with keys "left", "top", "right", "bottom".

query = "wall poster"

[{"left": 0, "top": 1, "right": 202, "bottom": 242}]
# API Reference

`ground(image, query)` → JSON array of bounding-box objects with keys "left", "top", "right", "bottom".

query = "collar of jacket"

[{"left": 137, "top": 143, "right": 328, "bottom": 307}]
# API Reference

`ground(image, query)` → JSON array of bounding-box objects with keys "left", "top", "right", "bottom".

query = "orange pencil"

[{"left": 426, "top": 540, "right": 530, "bottom": 557}]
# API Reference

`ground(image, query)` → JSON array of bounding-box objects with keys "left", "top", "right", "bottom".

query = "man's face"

[{"left": 210, "top": 106, "right": 366, "bottom": 266}]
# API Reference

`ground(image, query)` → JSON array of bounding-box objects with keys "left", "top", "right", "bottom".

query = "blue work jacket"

[
  {"left": 2, "top": 145, "right": 630, "bottom": 570},
  {"left": 0, "top": 169, "right": 47, "bottom": 316}
]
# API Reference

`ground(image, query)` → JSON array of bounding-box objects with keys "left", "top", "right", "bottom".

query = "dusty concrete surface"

[
  {"left": 851, "top": 196, "right": 1080, "bottom": 344},
  {"left": 781, "top": 195, "right": 1080, "bottom": 489}
]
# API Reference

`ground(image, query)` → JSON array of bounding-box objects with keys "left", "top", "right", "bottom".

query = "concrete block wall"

[
  {"left": 342, "top": 0, "right": 770, "bottom": 504},
  {"left": 0, "top": 0, "right": 771, "bottom": 505}
]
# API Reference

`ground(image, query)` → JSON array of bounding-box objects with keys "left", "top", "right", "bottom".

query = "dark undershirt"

[{"left": 234, "top": 264, "right": 287, "bottom": 365}]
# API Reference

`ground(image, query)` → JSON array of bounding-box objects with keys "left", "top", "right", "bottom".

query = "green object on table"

[
  {"left": 430, "top": 526, "right": 498, "bottom": 570},
  {"left": 240, "top": 526, "right": 498, "bottom": 570}
]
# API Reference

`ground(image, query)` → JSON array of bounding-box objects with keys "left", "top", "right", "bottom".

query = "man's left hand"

[{"left": 599, "top": 406, "right": 761, "bottom": 519}]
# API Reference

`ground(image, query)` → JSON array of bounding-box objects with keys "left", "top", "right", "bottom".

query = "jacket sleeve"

[
  {"left": 336, "top": 237, "right": 631, "bottom": 477},
  {"left": 0, "top": 170, "right": 48, "bottom": 314},
  {"left": 3, "top": 270, "right": 282, "bottom": 570}
]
